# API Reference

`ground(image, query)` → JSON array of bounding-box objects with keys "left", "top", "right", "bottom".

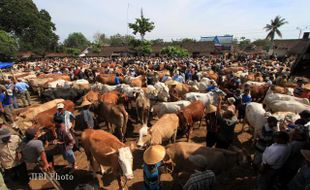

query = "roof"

[
  {"left": 274, "top": 39, "right": 310, "bottom": 55},
  {"left": 200, "top": 35, "right": 233, "bottom": 45},
  {"left": 290, "top": 40, "right": 310, "bottom": 77}
]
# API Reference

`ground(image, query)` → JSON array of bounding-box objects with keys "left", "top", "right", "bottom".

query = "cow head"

[
  {"left": 137, "top": 124, "right": 151, "bottom": 148},
  {"left": 117, "top": 147, "right": 134, "bottom": 180}
]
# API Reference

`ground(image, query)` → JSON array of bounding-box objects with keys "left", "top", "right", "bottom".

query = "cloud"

[{"left": 33, "top": 0, "right": 310, "bottom": 41}]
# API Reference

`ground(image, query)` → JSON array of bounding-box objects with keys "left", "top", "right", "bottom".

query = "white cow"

[
  {"left": 263, "top": 89, "right": 310, "bottom": 106},
  {"left": 117, "top": 84, "right": 142, "bottom": 98},
  {"left": 245, "top": 102, "right": 267, "bottom": 138},
  {"left": 48, "top": 79, "right": 72, "bottom": 89},
  {"left": 152, "top": 100, "right": 191, "bottom": 118},
  {"left": 185, "top": 91, "right": 222, "bottom": 106},
  {"left": 266, "top": 100, "right": 310, "bottom": 114},
  {"left": 188, "top": 78, "right": 213, "bottom": 92},
  {"left": 154, "top": 82, "right": 170, "bottom": 102}
]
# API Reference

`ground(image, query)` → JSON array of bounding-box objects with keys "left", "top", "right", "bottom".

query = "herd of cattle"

[{"left": 3, "top": 56, "right": 310, "bottom": 189}]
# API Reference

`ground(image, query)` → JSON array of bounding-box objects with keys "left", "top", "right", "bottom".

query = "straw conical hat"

[
  {"left": 206, "top": 105, "right": 217, "bottom": 114},
  {"left": 304, "top": 84, "right": 310, "bottom": 91},
  {"left": 143, "top": 145, "right": 166, "bottom": 165}
]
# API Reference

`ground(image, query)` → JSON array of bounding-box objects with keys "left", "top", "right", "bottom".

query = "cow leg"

[
  {"left": 187, "top": 125, "right": 192, "bottom": 142},
  {"left": 136, "top": 107, "right": 140, "bottom": 123},
  {"left": 198, "top": 117, "right": 203, "bottom": 129}
]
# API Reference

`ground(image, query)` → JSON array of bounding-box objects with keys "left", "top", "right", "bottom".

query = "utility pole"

[{"left": 297, "top": 26, "right": 309, "bottom": 39}]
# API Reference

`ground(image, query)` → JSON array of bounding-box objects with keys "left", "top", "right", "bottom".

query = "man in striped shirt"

[{"left": 183, "top": 154, "right": 216, "bottom": 190}]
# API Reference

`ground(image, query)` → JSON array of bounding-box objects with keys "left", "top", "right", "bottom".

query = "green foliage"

[
  {"left": 160, "top": 46, "right": 189, "bottom": 57},
  {"left": 110, "top": 34, "right": 134, "bottom": 46},
  {"left": 264, "top": 16, "right": 288, "bottom": 41},
  {"left": 0, "top": 0, "right": 59, "bottom": 54},
  {"left": 93, "top": 32, "right": 109, "bottom": 46},
  {"left": 64, "top": 32, "right": 90, "bottom": 50},
  {"left": 150, "top": 39, "right": 164, "bottom": 44},
  {"left": 239, "top": 38, "right": 251, "bottom": 50},
  {"left": 181, "top": 38, "right": 196, "bottom": 43},
  {"left": 128, "top": 11, "right": 155, "bottom": 40},
  {"left": 0, "top": 30, "right": 18, "bottom": 61},
  {"left": 129, "top": 39, "right": 152, "bottom": 56},
  {"left": 90, "top": 43, "right": 101, "bottom": 54},
  {"left": 64, "top": 48, "right": 81, "bottom": 57},
  {"left": 252, "top": 39, "right": 272, "bottom": 51}
]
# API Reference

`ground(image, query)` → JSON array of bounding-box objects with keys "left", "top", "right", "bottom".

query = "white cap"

[{"left": 56, "top": 103, "right": 65, "bottom": 109}]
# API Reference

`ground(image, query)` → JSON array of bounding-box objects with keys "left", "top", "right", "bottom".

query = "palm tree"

[{"left": 264, "top": 16, "right": 288, "bottom": 41}]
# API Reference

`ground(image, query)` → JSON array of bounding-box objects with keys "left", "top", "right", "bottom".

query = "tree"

[
  {"left": 264, "top": 16, "right": 288, "bottom": 41},
  {"left": 181, "top": 38, "right": 196, "bottom": 43},
  {"left": 0, "top": 0, "right": 59, "bottom": 54},
  {"left": 0, "top": 30, "right": 18, "bottom": 61},
  {"left": 93, "top": 32, "right": 108, "bottom": 46},
  {"left": 128, "top": 9, "right": 155, "bottom": 41},
  {"left": 150, "top": 39, "right": 164, "bottom": 44},
  {"left": 129, "top": 39, "right": 152, "bottom": 56},
  {"left": 239, "top": 38, "right": 251, "bottom": 50},
  {"left": 252, "top": 39, "right": 272, "bottom": 51},
  {"left": 109, "top": 34, "right": 134, "bottom": 46},
  {"left": 160, "top": 46, "right": 189, "bottom": 57},
  {"left": 64, "top": 32, "right": 90, "bottom": 50}
]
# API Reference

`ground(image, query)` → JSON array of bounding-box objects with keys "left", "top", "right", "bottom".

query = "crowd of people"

[{"left": 0, "top": 54, "right": 309, "bottom": 190}]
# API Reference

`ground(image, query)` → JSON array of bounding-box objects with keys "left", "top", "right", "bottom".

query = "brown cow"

[
  {"left": 100, "top": 91, "right": 120, "bottom": 105},
  {"left": 91, "top": 101, "right": 128, "bottom": 142},
  {"left": 37, "top": 74, "right": 70, "bottom": 81},
  {"left": 222, "top": 67, "right": 244, "bottom": 75},
  {"left": 33, "top": 100, "right": 75, "bottom": 129},
  {"left": 97, "top": 74, "right": 124, "bottom": 85},
  {"left": 166, "top": 142, "right": 250, "bottom": 175},
  {"left": 250, "top": 84, "right": 270, "bottom": 102},
  {"left": 82, "top": 90, "right": 100, "bottom": 103},
  {"left": 81, "top": 129, "right": 133, "bottom": 189},
  {"left": 178, "top": 101, "right": 205, "bottom": 142},
  {"left": 135, "top": 92, "right": 151, "bottom": 125},
  {"left": 128, "top": 75, "right": 146, "bottom": 88}
]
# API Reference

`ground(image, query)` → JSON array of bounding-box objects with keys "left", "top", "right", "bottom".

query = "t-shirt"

[
  {"left": 15, "top": 82, "right": 29, "bottom": 93},
  {"left": 21, "top": 139, "right": 44, "bottom": 163},
  {"left": 262, "top": 143, "right": 290, "bottom": 169},
  {"left": 241, "top": 94, "right": 252, "bottom": 104},
  {"left": 0, "top": 93, "right": 11, "bottom": 107}
]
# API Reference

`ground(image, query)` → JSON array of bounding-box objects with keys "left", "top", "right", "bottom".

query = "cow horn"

[{"left": 105, "top": 149, "right": 117, "bottom": 156}]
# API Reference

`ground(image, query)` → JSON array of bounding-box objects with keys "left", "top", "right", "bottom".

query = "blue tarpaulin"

[{"left": 0, "top": 62, "right": 13, "bottom": 69}]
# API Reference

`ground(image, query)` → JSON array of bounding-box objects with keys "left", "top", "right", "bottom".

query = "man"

[
  {"left": 14, "top": 79, "right": 31, "bottom": 107},
  {"left": 115, "top": 73, "right": 121, "bottom": 85},
  {"left": 183, "top": 154, "right": 216, "bottom": 190},
  {"left": 0, "top": 89, "right": 13, "bottom": 123},
  {"left": 53, "top": 103, "right": 75, "bottom": 132},
  {"left": 169, "top": 84, "right": 180, "bottom": 102},
  {"left": 254, "top": 116, "right": 278, "bottom": 167},
  {"left": 0, "top": 128, "right": 29, "bottom": 185},
  {"left": 239, "top": 88, "right": 252, "bottom": 121},
  {"left": 54, "top": 121, "right": 76, "bottom": 172},
  {"left": 80, "top": 101, "right": 94, "bottom": 129},
  {"left": 293, "top": 79, "right": 304, "bottom": 97},
  {"left": 257, "top": 131, "right": 291, "bottom": 190},
  {"left": 21, "top": 128, "right": 51, "bottom": 172},
  {"left": 215, "top": 96, "right": 238, "bottom": 149},
  {"left": 205, "top": 104, "right": 218, "bottom": 148},
  {"left": 287, "top": 149, "right": 310, "bottom": 190}
]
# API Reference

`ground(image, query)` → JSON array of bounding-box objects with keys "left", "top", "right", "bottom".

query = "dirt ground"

[{"left": 8, "top": 97, "right": 257, "bottom": 190}]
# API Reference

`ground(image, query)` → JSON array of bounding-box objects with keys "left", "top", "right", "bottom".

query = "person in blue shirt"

[
  {"left": 0, "top": 89, "right": 13, "bottom": 123},
  {"left": 143, "top": 145, "right": 166, "bottom": 190},
  {"left": 115, "top": 73, "right": 121, "bottom": 85},
  {"left": 207, "top": 80, "right": 217, "bottom": 92},
  {"left": 239, "top": 88, "right": 252, "bottom": 121},
  {"left": 14, "top": 80, "right": 31, "bottom": 107}
]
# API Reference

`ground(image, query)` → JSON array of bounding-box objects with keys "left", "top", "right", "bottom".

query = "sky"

[{"left": 33, "top": 0, "right": 310, "bottom": 42}]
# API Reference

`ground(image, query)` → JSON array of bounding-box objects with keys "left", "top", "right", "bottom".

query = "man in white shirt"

[{"left": 257, "top": 131, "right": 291, "bottom": 190}]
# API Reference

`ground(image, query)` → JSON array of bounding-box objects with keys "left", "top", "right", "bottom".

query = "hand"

[{"left": 43, "top": 163, "right": 52, "bottom": 172}]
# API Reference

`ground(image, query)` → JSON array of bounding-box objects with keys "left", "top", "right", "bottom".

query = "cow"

[
  {"left": 47, "top": 79, "right": 72, "bottom": 89},
  {"left": 97, "top": 74, "right": 123, "bottom": 85},
  {"left": 137, "top": 113, "right": 179, "bottom": 147},
  {"left": 135, "top": 92, "right": 151, "bottom": 125},
  {"left": 41, "top": 88, "right": 86, "bottom": 102},
  {"left": 81, "top": 129, "right": 133, "bottom": 189},
  {"left": 265, "top": 100, "right": 310, "bottom": 114},
  {"left": 33, "top": 100, "right": 75, "bottom": 129},
  {"left": 152, "top": 100, "right": 191, "bottom": 118},
  {"left": 81, "top": 90, "right": 100, "bottom": 104},
  {"left": 100, "top": 91, "right": 120, "bottom": 105},
  {"left": 165, "top": 142, "right": 250, "bottom": 175},
  {"left": 19, "top": 99, "right": 65, "bottom": 121},
  {"left": 72, "top": 79, "right": 90, "bottom": 90},
  {"left": 178, "top": 101, "right": 205, "bottom": 142},
  {"left": 91, "top": 83, "right": 119, "bottom": 93},
  {"left": 127, "top": 75, "right": 146, "bottom": 88},
  {"left": 165, "top": 80, "right": 190, "bottom": 97},
  {"left": 91, "top": 101, "right": 128, "bottom": 142},
  {"left": 185, "top": 91, "right": 223, "bottom": 107},
  {"left": 245, "top": 102, "right": 267, "bottom": 138},
  {"left": 263, "top": 88, "right": 310, "bottom": 105},
  {"left": 248, "top": 84, "right": 270, "bottom": 102}
]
